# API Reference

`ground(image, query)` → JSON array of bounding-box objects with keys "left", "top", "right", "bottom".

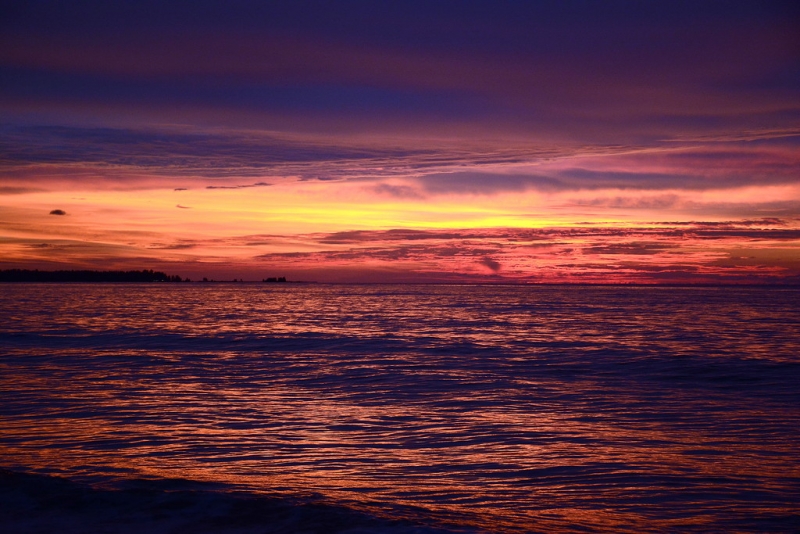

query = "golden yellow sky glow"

[{"left": 3, "top": 152, "right": 799, "bottom": 283}]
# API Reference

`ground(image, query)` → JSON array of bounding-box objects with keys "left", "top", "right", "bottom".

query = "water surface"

[{"left": 1, "top": 284, "right": 799, "bottom": 532}]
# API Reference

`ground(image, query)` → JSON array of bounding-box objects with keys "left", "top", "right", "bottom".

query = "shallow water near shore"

[{"left": 1, "top": 284, "right": 799, "bottom": 532}]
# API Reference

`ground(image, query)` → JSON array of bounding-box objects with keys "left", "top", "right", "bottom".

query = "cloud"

[
  {"left": 652, "top": 218, "right": 788, "bottom": 228},
  {"left": 3, "top": 122, "right": 795, "bottom": 200},
  {"left": 1, "top": 125, "right": 576, "bottom": 188},
  {"left": 690, "top": 229, "right": 800, "bottom": 240},
  {"left": 414, "top": 141, "right": 800, "bottom": 195},
  {"left": 205, "top": 182, "right": 271, "bottom": 190},
  {"left": 149, "top": 243, "right": 197, "bottom": 250},
  {"left": 479, "top": 256, "right": 501, "bottom": 272},
  {"left": 242, "top": 220, "right": 800, "bottom": 283},
  {"left": 372, "top": 183, "right": 424, "bottom": 199},
  {"left": 176, "top": 204, "right": 191, "bottom": 209},
  {"left": 316, "top": 228, "right": 499, "bottom": 245},
  {"left": 417, "top": 172, "right": 562, "bottom": 195},
  {"left": 0, "top": 125, "right": 424, "bottom": 179},
  {"left": 5, "top": 219, "right": 797, "bottom": 284},
  {"left": 679, "top": 200, "right": 800, "bottom": 219},
  {"left": 556, "top": 169, "right": 718, "bottom": 191},
  {"left": 570, "top": 194, "right": 681, "bottom": 209},
  {"left": 582, "top": 242, "right": 674, "bottom": 255},
  {"left": 49, "top": 209, "right": 66, "bottom": 215},
  {"left": 664, "top": 128, "right": 800, "bottom": 143},
  {"left": 0, "top": 187, "right": 45, "bottom": 195}
]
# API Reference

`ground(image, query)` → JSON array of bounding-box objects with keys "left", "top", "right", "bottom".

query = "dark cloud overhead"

[
  {"left": 0, "top": 125, "right": 407, "bottom": 173},
  {"left": 1, "top": 1, "right": 797, "bottom": 140},
  {"left": 0, "top": 124, "right": 561, "bottom": 184}
]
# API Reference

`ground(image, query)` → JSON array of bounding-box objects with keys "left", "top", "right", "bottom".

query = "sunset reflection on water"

[{"left": 1, "top": 284, "right": 799, "bottom": 532}]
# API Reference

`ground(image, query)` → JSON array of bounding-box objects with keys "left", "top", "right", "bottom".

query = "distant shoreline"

[
  {"left": 0, "top": 269, "right": 311, "bottom": 284},
  {"left": 0, "top": 269, "right": 187, "bottom": 283},
  {"left": 0, "top": 270, "right": 798, "bottom": 288}
]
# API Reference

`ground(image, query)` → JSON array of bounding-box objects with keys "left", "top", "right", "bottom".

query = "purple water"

[{"left": 1, "top": 284, "right": 799, "bottom": 532}]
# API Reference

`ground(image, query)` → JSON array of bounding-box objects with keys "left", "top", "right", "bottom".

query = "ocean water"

[{"left": 1, "top": 284, "right": 799, "bottom": 533}]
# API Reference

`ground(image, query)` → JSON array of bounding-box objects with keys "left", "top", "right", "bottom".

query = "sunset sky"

[{"left": 1, "top": 0, "right": 799, "bottom": 283}]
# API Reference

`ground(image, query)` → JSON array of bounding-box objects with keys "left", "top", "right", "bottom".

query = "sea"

[{"left": 1, "top": 284, "right": 798, "bottom": 533}]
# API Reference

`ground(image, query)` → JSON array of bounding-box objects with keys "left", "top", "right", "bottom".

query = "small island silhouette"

[{"left": 0, "top": 269, "right": 188, "bottom": 283}]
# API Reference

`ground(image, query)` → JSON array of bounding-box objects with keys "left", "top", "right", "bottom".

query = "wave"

[{"left": 0, "top": 469, "right": 469, "bottom": 534}]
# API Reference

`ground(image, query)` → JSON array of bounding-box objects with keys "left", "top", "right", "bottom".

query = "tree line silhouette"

[{"left": 0, "top": 269, "right": 187, "bottom": 282}]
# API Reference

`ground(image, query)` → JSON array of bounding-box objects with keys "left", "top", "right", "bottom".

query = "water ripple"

[{"left": 1, "top": 284, "right": 799, "bottom": 532}]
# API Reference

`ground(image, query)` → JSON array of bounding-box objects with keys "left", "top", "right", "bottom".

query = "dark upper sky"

[{"left": 2, "top": 0, "right": 798, "bottom": 141}]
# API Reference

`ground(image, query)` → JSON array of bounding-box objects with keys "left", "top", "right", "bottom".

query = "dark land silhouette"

[{"left": 0, "top": 269, "right": 187, "bottom": 283}]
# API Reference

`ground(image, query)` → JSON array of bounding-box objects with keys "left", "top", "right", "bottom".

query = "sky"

[{"left": 1, "top": 0, "right": 799, "bottom": 283}]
